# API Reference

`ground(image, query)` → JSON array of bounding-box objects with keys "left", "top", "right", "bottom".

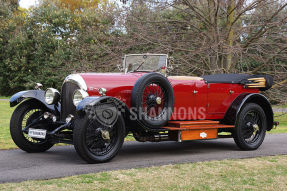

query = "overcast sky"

[{"left": 19, "top": 0, "right": 38, "bottom": 9}]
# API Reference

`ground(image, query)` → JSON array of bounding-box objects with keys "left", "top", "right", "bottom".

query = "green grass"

[
  {"left": 125, "top": 134, "right": 136, "bottom": 141},
  {"left": 1, "top": 155, "right": 287, "bottom": 190},
  {"left": 0, "top": 100, "right": 16, "bottom": 149},
  {"left": 272, "top": 113, "right": 287, "bottom": 134},
  {"left": 0, "top": 100, "right": 286, "bottom": 150},
  {"left": 0, "top": 96, "right": 9, "bottom": 99},
  {"left": 273, "top": 104, "right": 287, "bottom": 108}
]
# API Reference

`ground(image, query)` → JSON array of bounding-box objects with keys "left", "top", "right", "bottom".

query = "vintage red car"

[{"left": 9, "top": 54, "right": 276, "bottom": 163}]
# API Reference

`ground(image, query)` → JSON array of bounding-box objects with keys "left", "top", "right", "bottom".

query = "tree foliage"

[
  {"left": 0, "top": 0, "right": 114, "bottom": 95},
  {"left": 115, "top": 0, "right": 287, "bottom": 103},
  {"left": 0, "top": 0, "right": 286, "bottom": 103},
  {"left": 54, "top": 0, "right": 104, "bottom": 11}
]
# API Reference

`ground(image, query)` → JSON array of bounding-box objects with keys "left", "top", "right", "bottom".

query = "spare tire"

[{"left": 131, "top": 73, "right": 174, "bottom": 129}]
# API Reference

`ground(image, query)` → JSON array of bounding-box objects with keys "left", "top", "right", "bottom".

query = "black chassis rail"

[{"left": 21, "top": 112, "right": 74, "bottom": 144}]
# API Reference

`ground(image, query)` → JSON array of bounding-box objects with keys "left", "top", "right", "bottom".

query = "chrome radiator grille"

[{"left": 61, "top": 82, "right": 79, "bottom": 120}]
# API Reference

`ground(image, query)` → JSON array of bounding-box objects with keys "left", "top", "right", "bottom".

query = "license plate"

[{"left": 28, "top": 128, "right": 47, "bottom": 139}]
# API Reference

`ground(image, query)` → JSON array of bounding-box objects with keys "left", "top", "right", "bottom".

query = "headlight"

[
  {"left": 45, "top": 88, "right": 60, "bottom": 105},
  {"left": 73, "top": 89, "right": 88, "bottom": 106}
]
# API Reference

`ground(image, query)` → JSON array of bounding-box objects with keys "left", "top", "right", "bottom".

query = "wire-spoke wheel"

[
  {"left": 233, "top": 103, "right": 267, "bottom": 150},
  {"left": 73, "top": 114, "right": 125, "bottom": 163},
  {"left": 131, "top": 73, "right": 174, "bottom": 129},
  {"left": 142, "top": 82, "right": 167, "bottom": 119},
  {"left": 22, "top": 109, "right": 43, "bottom": 143},
  {"left": 10, "top": 100, "right": 54, "bottom": 152},
  {"left": 85, "top": 119, "right": 119, "bottom": 156}
]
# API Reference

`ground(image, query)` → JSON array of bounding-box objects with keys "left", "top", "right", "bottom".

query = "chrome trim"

[
  {"left": 64, "top": 74, "right": 87, "bottom": 91},
  {"left": 98, "top": 88, "right": 107, "bottom": 96},
  {"left": 178, "top": 131, "right": 182, "bottom": 142}
]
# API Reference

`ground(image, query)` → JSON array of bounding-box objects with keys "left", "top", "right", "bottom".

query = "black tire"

[
  {"left": 233, "top": 103, "right": 267, "bottom": 150},
  {"left": 10, "top": 100, "right": 54, "bottom": 153},
  {"left": 131, "top": 73, "right": 174, "bottom": 129},
  {"left": 73, "top": 114, "right": 125, "bottom": 163}
]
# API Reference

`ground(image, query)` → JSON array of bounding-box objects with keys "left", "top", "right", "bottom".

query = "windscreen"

[{"left": 125, "top": 54, "right": 167, "bottom": 72}]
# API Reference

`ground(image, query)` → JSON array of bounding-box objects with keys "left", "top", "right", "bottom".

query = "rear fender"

[
  {"left": 10, "top": 90, "right": 59, "bottom": 114},
  {"left": 222, "top": 93, "right": 274, "bottom": 131}
]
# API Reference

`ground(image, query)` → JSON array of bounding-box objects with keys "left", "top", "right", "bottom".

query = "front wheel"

[
  {"left": 10, "top": 100, "right": 54, "bottom": 152},
  {"left": 73, "top": 114, "right": 126, "bottom": 163},
  {"left": 233, "top": 103, "right": 267, "bottom": 150}
]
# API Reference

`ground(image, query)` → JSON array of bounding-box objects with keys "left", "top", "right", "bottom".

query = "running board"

[{"left": 163, "top": 120, "right": 234, "bottom": 141}]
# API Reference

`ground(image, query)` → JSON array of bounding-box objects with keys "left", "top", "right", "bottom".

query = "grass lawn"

[
  {"left": 0, "top": 96, "right": 9, "bottom": 99},
  {"left": 1, "top": 155, "right": 287, "bottom": 190},
  {"left": 0, "top": 100, "right": 16, "bottom": 149},
  {"left": 272, "top": 113, "right": 287, "bottom": 134},
  {"left": 0, "top": 100, "right": 287, "bottom": 150},
  {"left": 273, "top": 104, "right": 287, "bottom": 108}
]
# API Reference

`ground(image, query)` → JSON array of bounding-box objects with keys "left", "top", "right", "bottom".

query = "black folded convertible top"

[
  {"left": 202, "top": 74, "right": 252, "bottom": 84},
  {"left": 202, "top": 73, "right": 273, "bottom": 91}
]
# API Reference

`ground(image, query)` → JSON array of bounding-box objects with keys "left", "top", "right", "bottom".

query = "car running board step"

[
  {"left": 163, "top": 120, "right": 234, "bottom": 141},
  {"left": 163, "top": 120, "right": 234, "bottom": 131}
]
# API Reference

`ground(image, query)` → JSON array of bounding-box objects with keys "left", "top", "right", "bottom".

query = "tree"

[
  {"left": 53, "top": 0, "right": 104, "bottom": 12},
  {"left": 113, "top": 0, "right": 287, "bottom": 102},
  {"left": 0, "top": 0, "right": 116, "bottom": 95}
]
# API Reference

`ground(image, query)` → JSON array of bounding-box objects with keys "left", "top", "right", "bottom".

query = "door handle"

[{"left": 193, "top": 90, "right": 198, "bottom": 94}]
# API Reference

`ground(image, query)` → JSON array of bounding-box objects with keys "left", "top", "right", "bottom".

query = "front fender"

[
  {"left": 76, "top": 96, "right": 129, "bottom": 127},
  {"left": 222, "top": 93, "right": 274, "bottom": 131},
  {"left": 76, "top": 96, "right": 129, "bottom": 114},
  {"left": 10, "top": 90, "right": 59, "bottom": 113}
]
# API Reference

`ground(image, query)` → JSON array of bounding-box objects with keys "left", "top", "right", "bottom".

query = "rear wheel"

[
  {"left": 10, "top": 100, "right": 54, "bottom": 152},
  {"left": 73, "top": 114, "right": 125, "bottom": 163},
  {"left": 233, "top": 103, "right": 267, "bottom": 150}
]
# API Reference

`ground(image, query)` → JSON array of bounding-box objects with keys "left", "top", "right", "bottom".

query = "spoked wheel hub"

[
  {"left": 85, "top": 120, "right": 119, "bottom": 156},
  {"left": 100, "top": 129, "right": 111, "bottom": 142},
  {"left": 242, "top": 110, "right": 263, "bottom": 144},
  {"left": 142, "top": 82, "right": 167, "bottom": 118},
  {"left": 146, "top": 94, "right": 162, "bottom": 107}
]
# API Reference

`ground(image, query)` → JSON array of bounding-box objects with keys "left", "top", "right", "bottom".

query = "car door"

[
  {"left": 207, "top": 83, "right": 237, "bottom": 119},
  {"left": 170, "top": 79, "right": 207, "bottom": 120}
]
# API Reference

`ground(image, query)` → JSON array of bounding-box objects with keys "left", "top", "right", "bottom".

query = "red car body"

[{"left": 80, "top": 72, "right": 258, "bottom": 121}]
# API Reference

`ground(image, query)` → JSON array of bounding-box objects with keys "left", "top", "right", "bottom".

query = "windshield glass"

[{"left": 124, "top": 54, "right": 167, "bottom": 72}]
